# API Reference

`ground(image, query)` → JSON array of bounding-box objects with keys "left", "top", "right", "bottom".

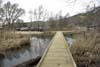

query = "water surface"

[
  {"left": 65, "top": 35, "right": 75, "bottom": 46},
  {"left": 0, "top": 36, "right": 52, "bottom": 67}
]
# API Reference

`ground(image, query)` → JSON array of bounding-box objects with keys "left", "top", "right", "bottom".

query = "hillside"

[{"left": 68, "top": 6, "right": 100, "bottom": 29}]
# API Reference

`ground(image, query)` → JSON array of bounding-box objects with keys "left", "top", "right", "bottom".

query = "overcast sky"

[{"left": 3, "top": 0, "right": 100, "bottom": 22}]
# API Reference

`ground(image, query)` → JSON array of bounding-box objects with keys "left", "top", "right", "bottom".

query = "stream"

[
  {"left": 0, "top": 36, "right": 52, "bottom": 67},
  {"left": 65, "top": 36, "right": 75, "bottom": 46}
]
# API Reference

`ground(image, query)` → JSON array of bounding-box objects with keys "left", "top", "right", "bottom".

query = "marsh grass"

[
  {"left": 0, "top": 31, "right": 31, "bottom": 56},
  {"left": 71, "top": 32, "right": 100, "bottom": 67}
]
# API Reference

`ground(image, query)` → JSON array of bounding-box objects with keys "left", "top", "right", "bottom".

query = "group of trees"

[
  {"left": 48, "top": 12, "right": 69, "bottom": 30},
  {"left": 0, "top": 0, "right": 99, "bottom": 31},
  {"left": 69, "top": 5, "right": 100, "bottom": 31},
  {"left": 0, "top": 0, "right": 25, "bottom": 30},
  {"left": 28, "top": 5, "right": 48, "bottom": 30}
]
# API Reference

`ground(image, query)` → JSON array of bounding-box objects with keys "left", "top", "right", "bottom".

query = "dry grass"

[
  {"left": 0, "top": 31, "right": 54, "bottom": 57},
  {"left": 0, "top": 38, "right": 30, "bottom": 51},
  {"left": 71, "top": 32, "right": 100, "bottom": 67},
  {"left": 0, "top": 31, "right": 31, "bottom": 56}
]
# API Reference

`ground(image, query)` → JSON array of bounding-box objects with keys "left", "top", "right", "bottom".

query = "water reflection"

[
  {"left": 65, "top": 36, "right": 75, "bottom": 46},
  {"left": 0, "top": 36, "right": 51, "bottom": 67}
]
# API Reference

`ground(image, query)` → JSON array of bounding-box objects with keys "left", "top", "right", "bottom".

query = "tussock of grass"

[{"left": 0, "top": 38, "right": 30, "bottom": 51}]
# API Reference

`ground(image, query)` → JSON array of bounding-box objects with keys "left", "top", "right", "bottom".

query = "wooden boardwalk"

[{"left": 37, "top": 31, "right": 77, "bottom": 67}]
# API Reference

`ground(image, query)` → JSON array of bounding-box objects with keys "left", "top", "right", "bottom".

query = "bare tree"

[
  {"left": 49, "top": 11, "right": 69, "bottom": 30},
  {"left": 33, "top": 5, "right": 48, "bottom": 31},
  {"left": 33, "top": 5, "right": 48, "bottom": 21},
  {"left": 84, "top": 1, "right": 97, "bottom": 31},
  {"left": 29, "top": 10, "right": 33, "bottom": 30},
  {"left": 0, "top": 0, "right": 2, "bottom": 7},
  {"left": 0, "top": 1, "right": 25, "bottom": 30}
]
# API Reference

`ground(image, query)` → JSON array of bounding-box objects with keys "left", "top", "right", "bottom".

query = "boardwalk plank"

[{"left": 37, "top": 31, "right": 77, "bottom": 67}]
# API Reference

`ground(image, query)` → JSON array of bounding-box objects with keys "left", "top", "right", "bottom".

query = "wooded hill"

[
  {"left": 4, "top": 6, "right": 100, "bottom": 31},
  {"left": 68, "top": 6, "right": 100, "bottom": 29}
]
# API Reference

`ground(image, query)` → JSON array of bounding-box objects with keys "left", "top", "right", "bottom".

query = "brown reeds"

[{"left": 70, "top": 32, "right": 100, "bottom": 67}]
